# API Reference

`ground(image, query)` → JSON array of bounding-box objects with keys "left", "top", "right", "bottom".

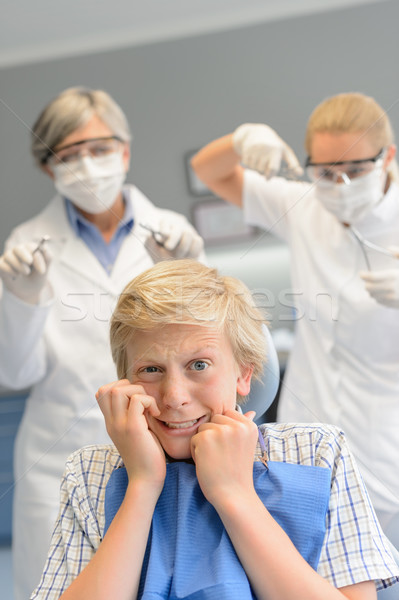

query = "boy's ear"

[{"left": 236, "top": 365, "right": 253, "bottom": 396}]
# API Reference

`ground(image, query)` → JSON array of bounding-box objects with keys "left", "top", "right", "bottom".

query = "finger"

[
  {"left": 190, "top": 436, "right": 199, "bottom": 462},
  {"left": 241, "top": 148, "right": 258, "bottom": 170},
  {"left": 187, "top": 235, "right": 204, "bottom": 259},
  {"left": 361, "top": 274, "right": 392, "bottom": 289},
  {"left": 163, "top": 233, "right": 180, "bottom": 252},
  {"left": 244, "top": 411, "right": 256, "bottom": 421},
  {"left": 249, "top": 148, "right": 272, "bottom": 174},
  {"left": 253, "top": 154, "right": 270, "bottom": 175},
  {"left": 210, "top": 409, "right": 249, "bottom": 425},
  {"left": 107, "top": 385, "right": 159, "bottom": 427},
  {"left": 108, "top": 386, "right": 133, "bottom": 420},
  {"left": 359, "top": 270, "right": 393, "bottom": 283},
  {"left": 41, "top": 245, "right": 52, "bottom": 268},
  {"left": 365, "top": 283, "right": 393, "bottom": 297},
  {"left": 96, "top": 379, "right": 131, "bottom": 399},
  {"left": 4, "top": 248, "right": 31, "bottom": 275},
  {"left": 197, "top": 410, "right": 257, "bottom": 434},
  {"left": 159, "top": 220, "right": 181, "bottom": 251},
  {"left": 359, "top": 270, "right": 369, "bottom": 281},
  {"left": 128, "top": 393, "right": 160, "bottom": 418},
  {"left": 31, "top": 251, "right": 47, "bottom": 275},
  {"left": 284, "top": 145, "right": 303, "bottom": 174},
  {"left": 266, "top": 149, "right": 283, "bottom": 178},
  {"left": 96, "top": 379, "right": 130, "bottom": 418},
  {"left": 175, "top": 230, "right": 203, "bottom": 259},
  {"left": 369, "top": 296, "right": 398, "bottom": 308},
  {"left": 0, "top": 258, "right": 18, "bottom": 277},
  {"left": 15, "top": 244, "right": 35, "bottom": 263},
  {"left": 173, "top": 231, "right": 192, "bottom": 258},
  {"left": 144, "top": 235, "right": 170, "bottom": 262},
  {"left": 388, "top": 245, "right": 399, "bottom": 258},
  {"left": 196, "top": 421, "right": 219, "bottom": 433},
  {"left": 365, "top": 283, "right": 391, "bottom": 294},
  {"left": 96, "top": 379, "right": 132, "bottom": 407}
]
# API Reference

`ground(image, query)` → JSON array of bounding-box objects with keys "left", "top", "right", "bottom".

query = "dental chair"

[{"left": 245, "top": 324, "right": 281, "bottom": 424}]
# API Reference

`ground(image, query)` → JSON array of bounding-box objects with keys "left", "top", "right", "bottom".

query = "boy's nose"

[{"left": 160, "top": 375, "right": 189, "bottom": 409}]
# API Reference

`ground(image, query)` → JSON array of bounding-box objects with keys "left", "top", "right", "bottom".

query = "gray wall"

[{"left": 1, "top": 0, "right": 399, "bottom": 248}]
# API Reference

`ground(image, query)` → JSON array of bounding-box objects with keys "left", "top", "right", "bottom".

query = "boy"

[{"left": 32, "top": 259, "right": 398, "bottom": 599}]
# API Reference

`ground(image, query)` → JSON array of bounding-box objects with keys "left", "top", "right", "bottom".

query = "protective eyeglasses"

[
  {"left": 305, "top": 149, "right": 385, "bottom": 184},
  {"left": 44, "top": 136, "right": 124, "bottom": 167}
]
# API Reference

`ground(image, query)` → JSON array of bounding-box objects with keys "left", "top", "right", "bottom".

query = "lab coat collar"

[
  {"left": 64, "top": 194, "right": 134, "bottom": 236},
  {"left": 37, "top": 190, "right": 151, "bottom": 294},
  {"left": 39, "top": 198, "right": 117, "bottom": 293}
]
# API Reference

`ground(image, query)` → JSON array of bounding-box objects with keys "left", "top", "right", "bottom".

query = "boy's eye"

[
  {"left": 190, "top": 360, "right": 208, "bottom": 371},
  {"left": 142, "top": 366, "right": 160, "bottom": 373}
]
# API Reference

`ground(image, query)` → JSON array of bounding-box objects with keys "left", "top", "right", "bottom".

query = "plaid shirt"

[{"left": 31, "top": 423, "right": 399, "bottom": 599}]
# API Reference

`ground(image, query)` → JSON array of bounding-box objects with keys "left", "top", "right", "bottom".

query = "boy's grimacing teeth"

[{"left": 163, "top": 419, "right": 199, "bottom": 429}]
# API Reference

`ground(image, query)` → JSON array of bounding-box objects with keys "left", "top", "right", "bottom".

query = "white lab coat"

[
  {"left": 0, "top": 186, "right": 200, "bottom": 600},
  {"left": 243, "top": 171, "right": 399, "bottom": 546}
]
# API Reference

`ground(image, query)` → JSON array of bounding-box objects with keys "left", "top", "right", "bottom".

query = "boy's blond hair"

[{"left": 110, "top": 259, "right": 268, "bottom": 402}]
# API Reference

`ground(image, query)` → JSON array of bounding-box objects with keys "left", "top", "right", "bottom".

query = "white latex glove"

[
  {"left": 157, "top": 218, "right": 204, "bottom": 259},
  {"left": 232, "top": 123, "right": 303, "bottom": 179},
  {"left": 360, "top": 269, "right": 399, "bottom": 308},
  {"left": 0, "top": 241, "right": 52, "bottom": 304},
  {"left": 388, "top": 245, "right": 399, "bottom": 258}
]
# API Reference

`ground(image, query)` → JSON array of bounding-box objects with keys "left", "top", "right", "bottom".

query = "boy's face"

[{"left": 126, "top": 323, "right": 252, "bottom": 459}]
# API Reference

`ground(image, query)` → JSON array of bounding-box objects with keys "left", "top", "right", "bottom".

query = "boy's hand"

[
  {"left": 96, "top": 379, "right": 166, "bottom": 493},
  {"left": 190, "top": 409, "right": 258, "bottom": 508}
]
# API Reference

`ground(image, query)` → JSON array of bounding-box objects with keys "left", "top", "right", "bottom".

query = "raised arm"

[
  {"left": 191, "top": 134, "right": 245, "bottom": 207},
  {"left": 191, "top": 124, "right": 303, "bottom": 208}
]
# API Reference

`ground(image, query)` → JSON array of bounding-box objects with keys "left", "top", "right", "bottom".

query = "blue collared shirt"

[{"left": 65, "top": 193, "right": 134, "bottom": 275}]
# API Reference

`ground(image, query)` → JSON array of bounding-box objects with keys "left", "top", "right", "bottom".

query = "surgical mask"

[
  {"left": 314, "top": 168, "right": 387, "bottom": 224},
  {"left": 53, "top": 152, "right": 126, "bottom": 214}
]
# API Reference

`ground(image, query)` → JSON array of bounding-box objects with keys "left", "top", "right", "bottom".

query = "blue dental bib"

[{"left": 104, "top": 451, "right": 331, "bottom": 600}]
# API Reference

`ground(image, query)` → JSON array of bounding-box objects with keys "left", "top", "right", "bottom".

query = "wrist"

[
  {"left": 210, "top": 485, "right": 259, "bottom": 517},
  {"left": 125, "top": 476, "right": 164, "bottom": 504}
]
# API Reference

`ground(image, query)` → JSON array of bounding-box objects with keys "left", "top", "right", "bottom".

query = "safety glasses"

[
  {"left": 305, "top": 149, "right": 385, "bottom": 185},
  {"left": 44, "top": 136, "right": 124, "bottom": 167}
]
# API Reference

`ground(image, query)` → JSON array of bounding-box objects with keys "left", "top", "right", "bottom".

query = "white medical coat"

[
  {"left": 0, "top": 185, "right": 200, "bottom": 600},
  {"left": 243, "top": 171, "right": 399, "bottom": 535}
]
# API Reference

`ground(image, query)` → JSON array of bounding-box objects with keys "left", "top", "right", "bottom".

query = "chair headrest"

[{"left": 245, "top": 324, "right": 280, "bottom": 421}]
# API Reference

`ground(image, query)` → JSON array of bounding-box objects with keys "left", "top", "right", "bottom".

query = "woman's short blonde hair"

[
  {"left": 110, "top": 259, "right": 268, "bottom": 402},
  {"left": 305, "top": 92, "right": 398, "bottom": 182},
  {"left": 31, "top": 87, "right": 131, "bottom": 166}
]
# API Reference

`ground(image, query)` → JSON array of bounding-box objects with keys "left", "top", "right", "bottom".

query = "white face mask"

[
  {"left": 315, "top": 168, "right": 387, "bottom": 224},
  {"left": 53, "top": 153, "right": 127, "bottom": 214}
]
